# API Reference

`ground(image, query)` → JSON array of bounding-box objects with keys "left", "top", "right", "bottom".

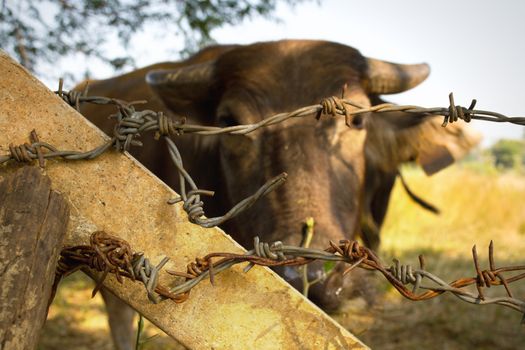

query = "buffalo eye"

[
  {"left": 217, "top": 113, "right": 240, "bottom": 128},
  {"left": 350, "top": 115, "right": 365, "bottom": 129}
]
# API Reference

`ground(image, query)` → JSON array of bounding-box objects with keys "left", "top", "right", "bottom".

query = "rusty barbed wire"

[
  {"left": 168, "top": 236, "right": 525, "bottom": 317},
  {"left": 4, "top": 84, "right": 525, "bottom": 313},
  {"left": 55, "top": 231, "right": 525, "bottom": 320},
  {"left": 53, "top": 231, "right": 189, "bottom": 304}
]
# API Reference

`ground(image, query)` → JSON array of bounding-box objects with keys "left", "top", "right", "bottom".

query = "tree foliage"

[
  {"left": 0, "top": 0, "right": 305, "bottom": 74},
  {"left": 489, "top": 139, "right": 525, "bottom": 169}
]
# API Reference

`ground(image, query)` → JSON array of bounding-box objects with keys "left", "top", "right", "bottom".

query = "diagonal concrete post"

[{"left": 0, "top": 51, "right": 368, "bottom": 349}]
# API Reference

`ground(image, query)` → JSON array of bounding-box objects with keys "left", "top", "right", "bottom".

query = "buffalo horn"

[
  {"left": 365, "top": 58, "right": 430, "bottom": 94},
  {"left": 146, "top": 62, "right": 214, "bottom": 87}
]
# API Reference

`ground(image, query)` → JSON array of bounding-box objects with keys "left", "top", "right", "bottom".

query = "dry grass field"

[
  {"left": 336, "top": 164, "right": 525, "bottom": 349},
  {"left": 39, "top": 164, "right": 525, "bottom": 349}
]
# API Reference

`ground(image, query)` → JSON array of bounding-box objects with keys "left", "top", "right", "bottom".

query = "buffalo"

[{"left": 76, "top": 40, "right": 479, "bottom": 349}]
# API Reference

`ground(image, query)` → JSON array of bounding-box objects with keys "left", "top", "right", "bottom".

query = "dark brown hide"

[{"left": 205, "top": 41, "right": 370, "bottom": 248}]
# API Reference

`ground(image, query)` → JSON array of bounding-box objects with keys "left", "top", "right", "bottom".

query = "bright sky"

[{"left": 47, "top": 0, "right": 525, "bottom": 146}]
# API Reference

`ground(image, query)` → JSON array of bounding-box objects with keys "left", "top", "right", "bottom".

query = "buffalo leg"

[
  {"left": 100, "top": 288, "right": 136, "bottom": 350},
  {"left": 360, "top": 212, "right": 381, "bottom": 251}
]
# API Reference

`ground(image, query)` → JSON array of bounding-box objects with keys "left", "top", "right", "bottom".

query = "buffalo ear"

[
  {"left": 366, "top": 109, "right": 481, "bottom": 174},
  {"left": 146, "top": 62, "right": 216, "bottom": 122},
  {"left": 418, "top": 144, "right": 455, "bottom": 175},
  {"left": 417, "top": 118, "right": 482, "bottom": 175}
]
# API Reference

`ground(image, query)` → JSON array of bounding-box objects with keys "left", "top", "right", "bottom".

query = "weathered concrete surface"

[{"left": 0, "top": 51, "right": 368, "bottom": 349}]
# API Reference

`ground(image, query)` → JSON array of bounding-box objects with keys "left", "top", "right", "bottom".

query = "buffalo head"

[
  {"left": 142, "top": 40, "right": 479, "bottom": 309},
  {"left": 79, "top": 40, "right": 479, "bottom": 311}
]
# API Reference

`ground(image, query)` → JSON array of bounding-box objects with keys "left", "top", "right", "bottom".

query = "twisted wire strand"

[
  {"left": 3, "top": 89, "right": 524, "bottom": 166},
  {"left": 131, "top": 254, "right": 170, "bottom": 303},
  {"left": 56, "top": 231, "right": 525, "bottom": 320}
]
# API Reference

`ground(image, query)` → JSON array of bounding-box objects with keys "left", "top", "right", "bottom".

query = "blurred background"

[
  {"left": 3, "top": 0, "right": 525, "bottom": 145},
  {"left": 2, "top": 0, "right": 524, "bottom": 349}
]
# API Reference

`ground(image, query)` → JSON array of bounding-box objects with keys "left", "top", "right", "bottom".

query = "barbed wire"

[
  {"left": 54, "top": 231, "right": 525, "bottom": 321},
  {"left": 52, "top": 89, "right": 525, "bottom": 139},
  {"left": 1, "top": 82, "right": 524, "bottom": 227},
  {"left": 3, "top": 83, "right": 521, "bottom": 319},
  {"left": 0, "top": 81, "right": 288, "bottom": 228}
]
